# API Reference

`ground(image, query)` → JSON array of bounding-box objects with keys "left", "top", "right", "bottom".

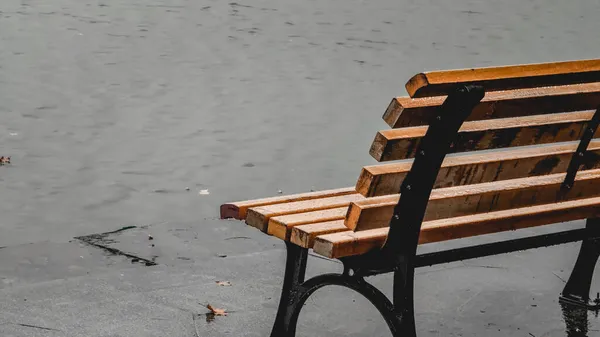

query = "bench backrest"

[{"left": 352, "top": 59, "right": 600, "bottom": 233}]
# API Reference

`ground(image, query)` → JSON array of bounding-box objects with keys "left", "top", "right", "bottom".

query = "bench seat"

[{"left": 221, "top": 146, "right": 600, "bottom": 259}]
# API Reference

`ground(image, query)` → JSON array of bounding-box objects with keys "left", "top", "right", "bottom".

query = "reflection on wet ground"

[{"left": 561, "top": 302, "right": 598, "bottom": 337}]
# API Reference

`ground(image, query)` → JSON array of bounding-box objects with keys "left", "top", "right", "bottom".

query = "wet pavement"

[{"left": 2, "top": 0, "right": 600, "bottom": 336}]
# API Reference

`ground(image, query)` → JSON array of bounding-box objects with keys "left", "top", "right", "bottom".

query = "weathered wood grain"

[
  {"left": 245, "top": 194, "right": 363, "bottom": 231},
  {"left": 348, "top": 169, "right": 600, "bottom": 231},
  {"left": 290, "top": 220, "right": 348, "bottom": 248},
  {"left": 314, "top": 196, "right": 600, "bottom": 258},
  {"left": 384, "top": 82, "right": 600, "bottom": 128},
  {"left": 266, "top": 207, "right": 348, "bottom": 240},
  {"left": 358, "top": 140, "right": 600, "bottom": 197},
  {"left": 220, "top": 187, "right": 355, "bottom": 220},
  {"left": 372, "top": 111, "right": 599, "bottom": 161}
]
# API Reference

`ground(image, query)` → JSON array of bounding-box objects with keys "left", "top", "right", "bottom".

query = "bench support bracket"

[
  {"left": 559, "top": 105, "right": 600, "bottom": 198},
  {"left": 560, "top": 218, "right": 600, "bottom": 310},
  {"left": 271, "top": 242, "right": 417, "bottom": 337},
  {"left": 383, "top": 85, "right": 485, "bottom": 256}
]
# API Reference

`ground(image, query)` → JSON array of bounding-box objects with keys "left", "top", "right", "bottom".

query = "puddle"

[
  {"left": 560, "top": 301, "right": 600, "bottom": 336},
  {"left": 75, "top": 226, "right": 158, "bottom": 266}
]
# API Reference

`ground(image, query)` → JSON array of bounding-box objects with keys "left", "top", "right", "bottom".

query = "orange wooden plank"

[
  {"left": 372, "top": 111, "right": 599, "bottom": 161},
  {"left": 267, "top": 207, "right": 349, "bottom": 240},
  {"left": 220, "top": 187, "right": 355, "bottom": 220},
  {"left": 348, "top": 169, "right": 600, "bottom": 231},
  {"left": 313, "top": 197, "right": 600, "bottom": 258},
  {"left": 406, "top": 59, "right": 600, "bottom": 98},
  {"left": 246, "top": 194, "right": 363, "bottom": 232},
  {"left": 384, "top": 82, "right": 600, "bottom": 128},
  {"left": 290, "top": 220, "right": 348, "bottom": 248},
  {"left": 357, "top": 140, "right": 600, "bottom": 197}
]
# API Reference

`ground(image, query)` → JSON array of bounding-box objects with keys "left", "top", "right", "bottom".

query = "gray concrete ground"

[{"left": 2, "top": 0, "right": 600, "bottom": 336}]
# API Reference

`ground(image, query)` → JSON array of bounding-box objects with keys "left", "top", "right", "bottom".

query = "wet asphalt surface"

[{"left": 2, "top": 0, "right": 600, "bottom": 336}]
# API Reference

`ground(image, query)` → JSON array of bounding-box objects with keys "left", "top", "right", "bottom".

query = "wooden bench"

[{"left": 220, "top": 59, "right": 600, "bottom": 337}]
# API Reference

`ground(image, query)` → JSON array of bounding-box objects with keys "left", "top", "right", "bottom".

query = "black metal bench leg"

[
  {"left": 393, "top": 261, "right": 417, "bottom": 337},
  {"left": 270, "top": 241, "right": 308, "bottom": 337},
  {"left": 560, "top": 218, "right": 600, "bottom": 309},
  {"left": 283, "top": 271, "right": 405, "bottom": 337},
  {"left": 271, "top": 243, "right": 409, "bottom": 336}
]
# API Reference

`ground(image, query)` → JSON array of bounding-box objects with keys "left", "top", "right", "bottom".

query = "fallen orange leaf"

[
  {"left": 216, "top": 281, "right": 232, "bottom": 286},
  {"left": 206, "top": 304, "right": 227, "bottom": 316}
]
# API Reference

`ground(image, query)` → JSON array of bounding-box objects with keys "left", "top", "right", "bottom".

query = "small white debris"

[
  {"left": 277, "top": 190, "right": 283, "bottom": 194},
  {"left": 9, "top": 132, "right": 18, "bottom": 136},
  {"left": 199, "top": 189, "right": 210, "bottom": 195}
]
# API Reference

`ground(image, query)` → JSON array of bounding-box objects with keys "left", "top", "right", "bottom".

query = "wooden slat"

[
  {"left": 372, "top": 111, "right": 599, "bottom": 161},
  {"left": 267, "top": 207, "right": 348, "bottom": 240},
  {"left": 314, "top": 196, "right": 600, "bottom": 258},
  {"left": 220, "top": 187, "right": 355, "bottom": 220},
  {"left": 347, "top": 169, "right": 600, "bottom": 231},
  {"left": 246, "top": 194, "right": 363, "bottom": 232},
  {"left": 384, "top": 82, "right": 600, "bottom": 128},
  {"left": 406, "top": 59, "right": 600, "bottom": 98},
  {"left": 358, "top": 140, "right": 600, "bottom": 197},
  {"left": 313, "top": 229, "right": 382, "bottom": 259},
  {"left": 290, "top": 220, "right": 348, "bottom": 248}
]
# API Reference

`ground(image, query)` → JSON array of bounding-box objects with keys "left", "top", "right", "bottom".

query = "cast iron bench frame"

[{"left": 268, "top": 85, "right": 600, "bottom": 337}]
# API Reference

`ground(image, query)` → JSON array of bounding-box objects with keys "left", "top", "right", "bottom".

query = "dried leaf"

[
  {"left": 216, "top": 281, "right": 232, "bottom": 286},
  {"left": 206, "top": 304, "right": 227, "bottom": 316}
]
